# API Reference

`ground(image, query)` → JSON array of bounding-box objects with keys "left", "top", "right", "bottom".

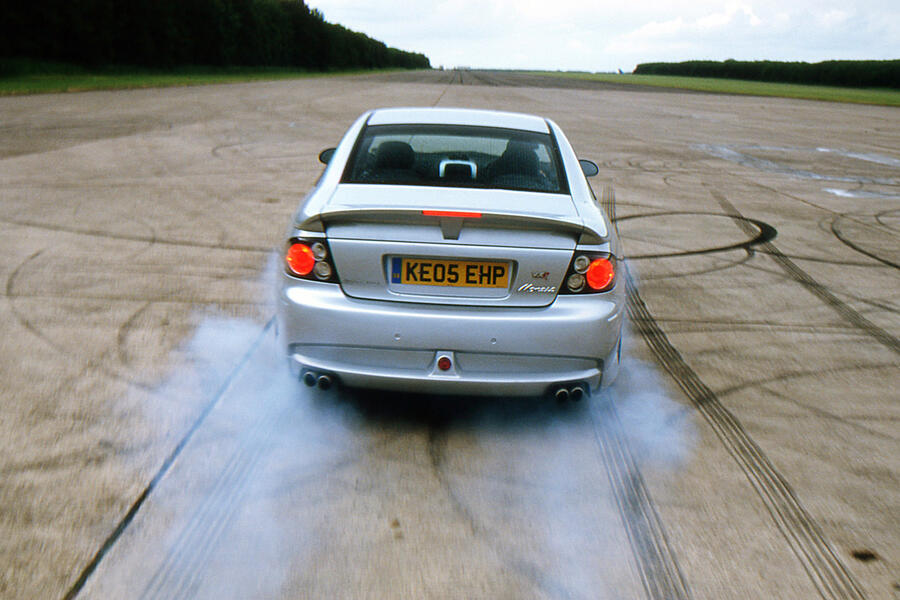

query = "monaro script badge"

[{"left": 518, "top": 283, "right": 557, "bottom": 294}]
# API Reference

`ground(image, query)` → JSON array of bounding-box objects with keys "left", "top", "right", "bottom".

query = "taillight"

[
  {"left": 561, "top": 252, "right": 616, "bottom": 294},
  {"left": 286, "top": 243, "right": 315, "bottom": 276},
  {"left": 586, "top": 258, "right": 615, "bottom": 291},
  {"left": 284, "top": 238, "right": 338, "bottom": 282}
]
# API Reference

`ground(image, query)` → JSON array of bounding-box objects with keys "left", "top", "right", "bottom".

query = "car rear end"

[{"left": 276, "top": 108, "right": 625, "bottom": 397}]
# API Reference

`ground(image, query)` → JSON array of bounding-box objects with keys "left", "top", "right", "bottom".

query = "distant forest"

[
  {"left": 634, "top": 60, "right": 899, "bottom": 89},
  {"left": 0, "top": 0, "right": 430, "bottom": 71}
]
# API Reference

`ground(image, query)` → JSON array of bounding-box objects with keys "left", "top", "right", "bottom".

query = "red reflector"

[
  {"left": 422, "top": 210, "right": 482, "bottom": 218},
  {"left": 437, "top": 356, "right": 452, "bottom": 371},
  {"left": 286, "top": 243, "right": 315, "bottom": 276},
  {"left": 586, "top": 258, "right": 615, "bottom": 291}
]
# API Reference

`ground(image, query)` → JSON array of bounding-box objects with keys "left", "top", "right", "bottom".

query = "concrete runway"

[{"left": 0, "top": 70, "right": 897, "bottom": 599}]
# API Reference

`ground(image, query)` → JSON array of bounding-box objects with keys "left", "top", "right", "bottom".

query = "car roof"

[{"left": 366, "top": 107, "right": 550, "bottom": 133}]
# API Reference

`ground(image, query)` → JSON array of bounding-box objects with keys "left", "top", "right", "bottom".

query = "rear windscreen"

[{"left": 342, "top": 124, "right": 568, "bottom": 194}]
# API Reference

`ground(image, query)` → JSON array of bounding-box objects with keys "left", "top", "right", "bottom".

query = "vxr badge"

[{"left": 531, "top": 271, "right": 550, "bottom": 280}]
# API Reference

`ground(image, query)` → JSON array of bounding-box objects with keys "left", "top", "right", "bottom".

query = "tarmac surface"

[{"left": 0, "top": 70, "right": 898, "bottom": 599}]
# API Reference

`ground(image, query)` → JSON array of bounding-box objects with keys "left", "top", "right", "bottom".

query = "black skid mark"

[
  {"left": 614, "top": 210, "right": 777, "bottom": 259},
  {"left": 709, "top": 189, "right": 900, "bottom": 356}
]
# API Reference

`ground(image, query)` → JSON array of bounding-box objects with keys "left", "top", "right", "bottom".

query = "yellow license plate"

[{"left": 390, "top": 257, "right": 509, "bottom": 288}]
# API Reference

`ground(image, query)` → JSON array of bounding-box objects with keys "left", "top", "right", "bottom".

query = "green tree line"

[
  {"left": 0, "top": 0, "right": 429, "bottom": 72},
  {"left": 634, "top": 59, "right": 899, "bottom": 89}
]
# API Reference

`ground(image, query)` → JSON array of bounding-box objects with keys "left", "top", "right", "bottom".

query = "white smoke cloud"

[{"left": 85, "top": 255, "right": 695, "bottom": 599}]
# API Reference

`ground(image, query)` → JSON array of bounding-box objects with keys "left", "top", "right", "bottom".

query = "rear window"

[{"left": 342, "top": 124, "right": 568, "bottom": 194}]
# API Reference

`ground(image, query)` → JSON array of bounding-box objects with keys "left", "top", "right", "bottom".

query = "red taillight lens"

[
  {"left": 284, "top": 238, "right": 339, "bottom": 283},
  {"left": 585, "top": 258, "right": 615, "bottom": 291},
  {"left": 285, "top": 243, "right": 315, "bottom": 276}
]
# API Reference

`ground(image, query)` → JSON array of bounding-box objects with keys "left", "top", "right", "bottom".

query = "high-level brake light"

[{"left": 422, "top": 210, "right": 482, "bottom": 218}]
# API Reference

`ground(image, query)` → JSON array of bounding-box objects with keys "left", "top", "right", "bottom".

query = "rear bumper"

[{"left": 277, "top": 275, "right": 625, "bottom": 396}]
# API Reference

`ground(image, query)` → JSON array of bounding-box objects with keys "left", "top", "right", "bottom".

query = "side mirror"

[
  {"left": 318, "top": 148, "right": 336, "bottom": 164},
  {"left": 579, "top": 159, "right": 599, "bottom": 177}
]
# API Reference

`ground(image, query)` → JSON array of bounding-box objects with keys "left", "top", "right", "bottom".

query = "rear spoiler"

[{"left": 296, "top": 207, "right": 609, "bottom": 244}]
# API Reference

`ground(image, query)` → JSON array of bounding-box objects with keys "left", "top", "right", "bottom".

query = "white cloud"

[
  {"left": 696, "top": 4, "right": 762, "bottom": 29},
  {"left": 307, "top": 0, "right": 900, "bottom": 71},
  {"left": 817, "top": 9, "right": 852, "bottom": 27}
]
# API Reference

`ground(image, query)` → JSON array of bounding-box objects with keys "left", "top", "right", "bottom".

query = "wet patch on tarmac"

[
  {"left": 823, "top": 188, "right": 900, "bottom": 199},
  {"left": 698, "top": 144, "right": 900, "bottom": 187}
]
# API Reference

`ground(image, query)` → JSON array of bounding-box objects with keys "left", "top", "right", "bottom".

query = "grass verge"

[
  {"left": 0, "top": 62, "right": 392, "bottom": 96},
  {"left": 537, "top": 71, "right": 900, "bottom": 107}
]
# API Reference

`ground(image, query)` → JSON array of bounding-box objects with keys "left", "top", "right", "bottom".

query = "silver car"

[{"left": 277, "top": 107, "right": 625, "bottom": 399}]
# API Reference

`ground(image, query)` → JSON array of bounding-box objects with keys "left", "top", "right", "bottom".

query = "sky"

[{"left": 306, "top": 0, "right": 899, "bottom": 72}]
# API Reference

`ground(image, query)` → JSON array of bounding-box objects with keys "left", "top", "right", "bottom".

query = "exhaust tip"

[
  {"left": 555, "top": 388, "right": 570, "bottom": 402},
  {"left": 302, "top": 372, "right": 317, "bottom": 387},
  {"left": 317, "top": 375, "right": 332, "bottom": 391},
  {"left": 571, "top": 386, "right": 585, "bottom": 401}
]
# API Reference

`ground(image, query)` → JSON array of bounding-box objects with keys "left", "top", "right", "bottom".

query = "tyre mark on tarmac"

[
  {"left": 830, "top": 216, "right": 900, "bottom": 270},
  {"left": 875, "top": 208, "right": 900, "bottom": 232},
  {"left": 708, "top": 189, "right": 900, "bottom": 356},
  {"left": 615, "top": 210, "right": 776, "bottom": 259},
  {"left": 138, "top": 420, "right": 408, "bottom": 599},
  {"left": 597, "top": 191, "right": 693, "bottom": 600},
  {"left": 710, "top": 257, "right": 900, "bottom": 317},
  {"left": 744, "top": 178, "right": 900, "bottom": 270},
  {"left": 426, "top": 428, "right": 576, "bottom": 599},
  {"left": 603, "top": 190, "right": 868, "bottom": 600},
  {"left": 139, "top": 402, "right": 284, "bottom": 600},
  {"left": 632, "top": 250, "right": 755, "bottom": 281},
  {"left": 115, "top": 301, "right": 153, "bottom": 367},
  {"left": 68, "top": 341, "right": 408, "bottom": 598},
  {"left": 4, "top": 244, "right": 266, "bottom": 397},
  {"left": 713, "top": 363, "right": 899, "bottom": 442},
  {"left": 755, "top": 250, "right": 885, "bottom": 268},
  {"left": 626, "top": 274, "right": 867, "bottom": 600},
  {"left": 589, "top": 398, "right": 694, "bottom": 600},
  {"left": 5, "top": 249, "right": 56, "bottom": 353},
  {"left": 0, "top": 216, "right": 271, "bottom": 253},
  {"left": 62, "top": 319, "right": 275, "bottom": 600},
  {"left": 649, "top": 316, "right": 862, "bottom": 334},
  {"left": 427, "top": 404, "right": 692, "bottom": 600},
  {"left": 5, "top": 249, "right": 152, "bottom": 388}
]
